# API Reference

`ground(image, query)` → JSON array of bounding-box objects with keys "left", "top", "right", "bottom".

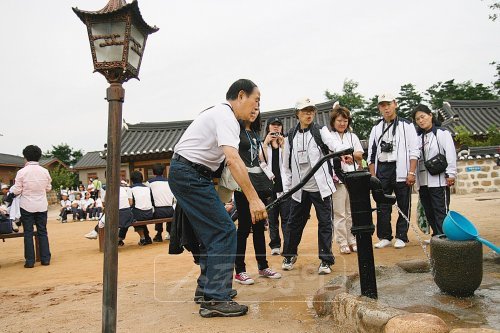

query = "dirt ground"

[{"left": 1, "top": 192, "right": 499, "bottom": 333}]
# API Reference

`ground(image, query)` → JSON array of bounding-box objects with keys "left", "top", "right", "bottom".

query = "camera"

[
  {"left": 380, "top": 141, "right": 393, "bottom": 153},
  {"left": 270, "top": 132, "right": 281, "bottom": 137}
]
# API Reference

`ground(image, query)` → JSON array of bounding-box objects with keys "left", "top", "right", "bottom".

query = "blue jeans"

[
  {"left": 169, "top": 159, "right": 236, "bottom": 301},
  {"left": 20, "top": 208, "right": 51, "bottom": 264}
]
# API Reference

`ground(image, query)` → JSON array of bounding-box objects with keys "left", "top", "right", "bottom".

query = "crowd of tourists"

[{"left": 1, "top": 79, "right": 456, "bottom": 319}]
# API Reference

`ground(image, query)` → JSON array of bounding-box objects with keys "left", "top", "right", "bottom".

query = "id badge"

[{"left": 298, "top": 150, "right": 308, "bottom": 164}]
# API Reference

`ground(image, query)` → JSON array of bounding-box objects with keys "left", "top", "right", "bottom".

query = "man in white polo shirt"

[{"left": 169, "top": 79, "right": 267, "bottom": 318}]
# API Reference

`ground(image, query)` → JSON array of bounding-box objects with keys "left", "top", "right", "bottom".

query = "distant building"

[{"left": 0, "top": 153, "right": 68, "bottom": 186}]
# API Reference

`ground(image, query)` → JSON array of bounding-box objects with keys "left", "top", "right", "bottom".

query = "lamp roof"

[{"left": 73, "top": 0, "right": 159, "bottom": 35}]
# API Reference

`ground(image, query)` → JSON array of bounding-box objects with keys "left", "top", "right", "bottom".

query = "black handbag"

[
  {"left": 0, "top": 214, "right": 13, "bottom": 234},
  {"left": 422, "top": 134, "right": 448, "bottom": 176}
]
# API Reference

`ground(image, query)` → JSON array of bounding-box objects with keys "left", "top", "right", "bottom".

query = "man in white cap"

[
  {"left": 367, "top": 93, "right": 419, "bottom": 249},
  {"left": 282, "top": 97, "right": 348, "bottom": 275}
]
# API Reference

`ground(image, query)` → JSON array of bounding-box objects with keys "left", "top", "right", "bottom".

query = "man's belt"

[{"left": 173, "top": 154, "right": 213, "bottom": 179}]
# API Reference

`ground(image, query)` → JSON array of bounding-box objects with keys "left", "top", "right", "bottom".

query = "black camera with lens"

[{"left": 380, "top": 141, "right": 393, "bottom": 153}]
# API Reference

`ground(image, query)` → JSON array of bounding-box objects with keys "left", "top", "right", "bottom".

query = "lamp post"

[{"left": 73, "top": 1, "right": 157, "bottom": 332}]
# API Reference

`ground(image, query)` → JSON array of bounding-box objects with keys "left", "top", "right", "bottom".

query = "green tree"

[
  {"left": 454, "top": 124, "right": 500, "bottom": 147},
  {"left": 397, "top": 83, "right": 423, "bottom": 119},
  {"left": 485, "top": 124, "right": 500, "bottom": 145},
  {"left": 325, "top": 79, "right": 376, "bottom": 139},
  {"left": 454, "top": 126, "right": 477, "bottom": 147},
  {"left": 44, "top": 143, "right": 83, "bottom": 166},
  {"left": 426, "top": 79, "right": 498, "bottom": 109},
  {"left": 49, "top": 166, "right": 78, "bottom": 192},
  {"left": 325, "top": 79, "right": 366, "bottom": 111},
  {"left": 353, "top": 95, "right": 381, "bottom": 141}
]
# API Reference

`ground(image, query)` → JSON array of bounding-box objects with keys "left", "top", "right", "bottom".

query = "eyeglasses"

[{"left": 299, "top": 108, "right": 316, "bottom": 114}]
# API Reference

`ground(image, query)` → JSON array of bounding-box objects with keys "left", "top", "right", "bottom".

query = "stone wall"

[{"left": 455, "top": 158, "right": 500, "bottom": 195}]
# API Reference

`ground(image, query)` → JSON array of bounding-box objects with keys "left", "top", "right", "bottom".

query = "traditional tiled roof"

[
  {"left": 440, "top": 100, "right": 500, "bottom": 136},
  {"left": 0, "top": 153, "right": 24, "bottom": 167},
  {"left": 73, "top": 151, "right": 107, "bottom": 170},
  {"left": 121, "top": 120, "right": 192, "bottom": 156},
  {"left": 119, "top": 100, "right": 369, "bottom": 159},
  {"left": 119, "top": 101, "right": 334, "bottom": 158}
]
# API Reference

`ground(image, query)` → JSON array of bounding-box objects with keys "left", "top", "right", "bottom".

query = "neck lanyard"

[{"left": 245, "top": 130, "right": 259, "bottom": 164}]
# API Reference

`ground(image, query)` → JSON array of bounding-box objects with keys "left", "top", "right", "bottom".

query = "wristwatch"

[{"left": 408, "top": 171, "right": 416, "bottom": 176}]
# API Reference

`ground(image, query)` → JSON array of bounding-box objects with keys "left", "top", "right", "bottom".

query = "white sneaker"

[
  {"left": 394, "top": 238, "right": 406, "bottom": 249},
  {"left": 282, "top": 256, "right": 297, "bottom": 271},
  {"left": 57, "top": 216, "right": 62, "bottom": 221},
  {"left": 374, "top": 239, "right": 392, "bottom": 249},
  {"left": 318, "top": 261, "right": 332, "bottom": 275},
  {"left": 84, "top": 230, "right": 98, "bottom": 239},
  {"left": 271, "top": 248, "right": 281, "bottom": 256},
  {"left": 164, "top": 232, "right": 171, "bottom": 240}
]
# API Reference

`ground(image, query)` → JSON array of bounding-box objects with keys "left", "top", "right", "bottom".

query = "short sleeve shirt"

[
  {"left": 128, "top": 185, "right": 153, "bottom": 210},
  {"left": 174, "top": 103, "right": 240, "bottom": 171}
]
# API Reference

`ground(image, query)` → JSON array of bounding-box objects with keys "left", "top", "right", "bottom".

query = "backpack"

[{"left": 287, "top": 123, "right": 333, "bottom": 175}]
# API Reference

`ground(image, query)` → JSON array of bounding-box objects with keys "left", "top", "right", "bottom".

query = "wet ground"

[{"left": 349, "top": 259, "right": 500, "bottom": 330}]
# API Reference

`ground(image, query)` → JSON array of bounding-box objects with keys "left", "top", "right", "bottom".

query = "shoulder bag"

[{"left": 422, "top": 134, "right": 448, "bottom": 176}]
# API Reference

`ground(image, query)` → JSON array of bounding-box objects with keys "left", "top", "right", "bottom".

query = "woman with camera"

[
  {"left": 329, "top": 103, "right": 364, "bottom": 254},
  {"left": 233, "top": 111, "right": 281, "bottom": 285},
  {"left": 262, "top": 117, "right": 289, "bottom": 256},
  {"left": 412, "top": 104, "right": 456, "bottom": 239}
]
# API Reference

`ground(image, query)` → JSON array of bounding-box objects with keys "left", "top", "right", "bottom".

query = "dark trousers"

[
  {"left": 419, "top": 186, "right": 450, "bottom": 236},
  {"left": 153, "top": 206, "right": 174, "bottom": 234},
  {"left": 60, "top": 209, "right": 75, "bottom": 220},
  {"left": 267, "top": 193, "right": 290, "bottom": 250},
  {"left": 132, "top": 208, "right": 153, "bottom": 238},
  {"left": 283, "top": 191, "right": 335, "bottom": 265},
  {"left": 20, "top": 208, "right": 50, "bottom": 265},
  {"left": 169, "top": 159, "right": 236, "bottom": 301},
  {"left": 234, "top": 190, "right": 270, "bottom": 273},
  {"left": 91, "top": 207, "right": 103, "bottom": 218},
  {"left": 71, "top": 207, "right": 80, "bottom": 220},
  {"left": 376, "top": 162, "right": 411, "bottom": 242}
]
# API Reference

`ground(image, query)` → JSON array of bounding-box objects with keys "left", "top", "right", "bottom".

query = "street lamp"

[{"left": 73, "top": 1, "right": 158, "bottom": 332}]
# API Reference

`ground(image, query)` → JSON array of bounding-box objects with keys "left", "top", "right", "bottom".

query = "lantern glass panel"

[
  {"left": 128, "top": 25, "right": 145, "bottom": 70},
  {"left": 91, "top": 22, "right": 126, "bottom": 63}
]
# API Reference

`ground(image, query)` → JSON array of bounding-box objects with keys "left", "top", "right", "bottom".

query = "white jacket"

[
  {"left": 417, "top": 127, "right": 457, "bottom": 187},
  {"left": 368, "top": 118, "right": 420, "bottom": 182},
  {"left": 283, "top": 125, "right": 343, "bottom": 202}
]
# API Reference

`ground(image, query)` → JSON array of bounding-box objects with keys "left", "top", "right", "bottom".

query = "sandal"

[{"left": 340, "top": 245, "right": 351, "bottom": 254}]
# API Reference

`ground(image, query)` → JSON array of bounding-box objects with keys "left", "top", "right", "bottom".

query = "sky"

[{"left": 1, "top": 0, "right": 499, "bottom": 158}]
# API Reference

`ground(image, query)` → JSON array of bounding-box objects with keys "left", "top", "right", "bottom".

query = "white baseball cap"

[
  {"left": 1, "top": 184, "right": 8, "bottom": 190},
  {"left": 377, "top": 92, "right": 396, "bottom": 103},
  {"left": 295, "top": 97, "right": 316, "bottom": 110}
]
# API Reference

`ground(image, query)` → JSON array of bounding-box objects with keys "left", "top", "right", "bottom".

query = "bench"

[
  {"left": 98, "top": 217, "right": 173, "bottom": 252},
  {"left": 0, "top": 231, "right": 41, "bottom": 262}
]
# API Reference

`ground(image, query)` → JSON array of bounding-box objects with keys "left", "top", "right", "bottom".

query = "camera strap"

[
  {"left": 377, "top": 118, "right": 397, "bottom": 147},
  {"left": 421, "top": 130, "right": 443, "bottom": 162}
]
